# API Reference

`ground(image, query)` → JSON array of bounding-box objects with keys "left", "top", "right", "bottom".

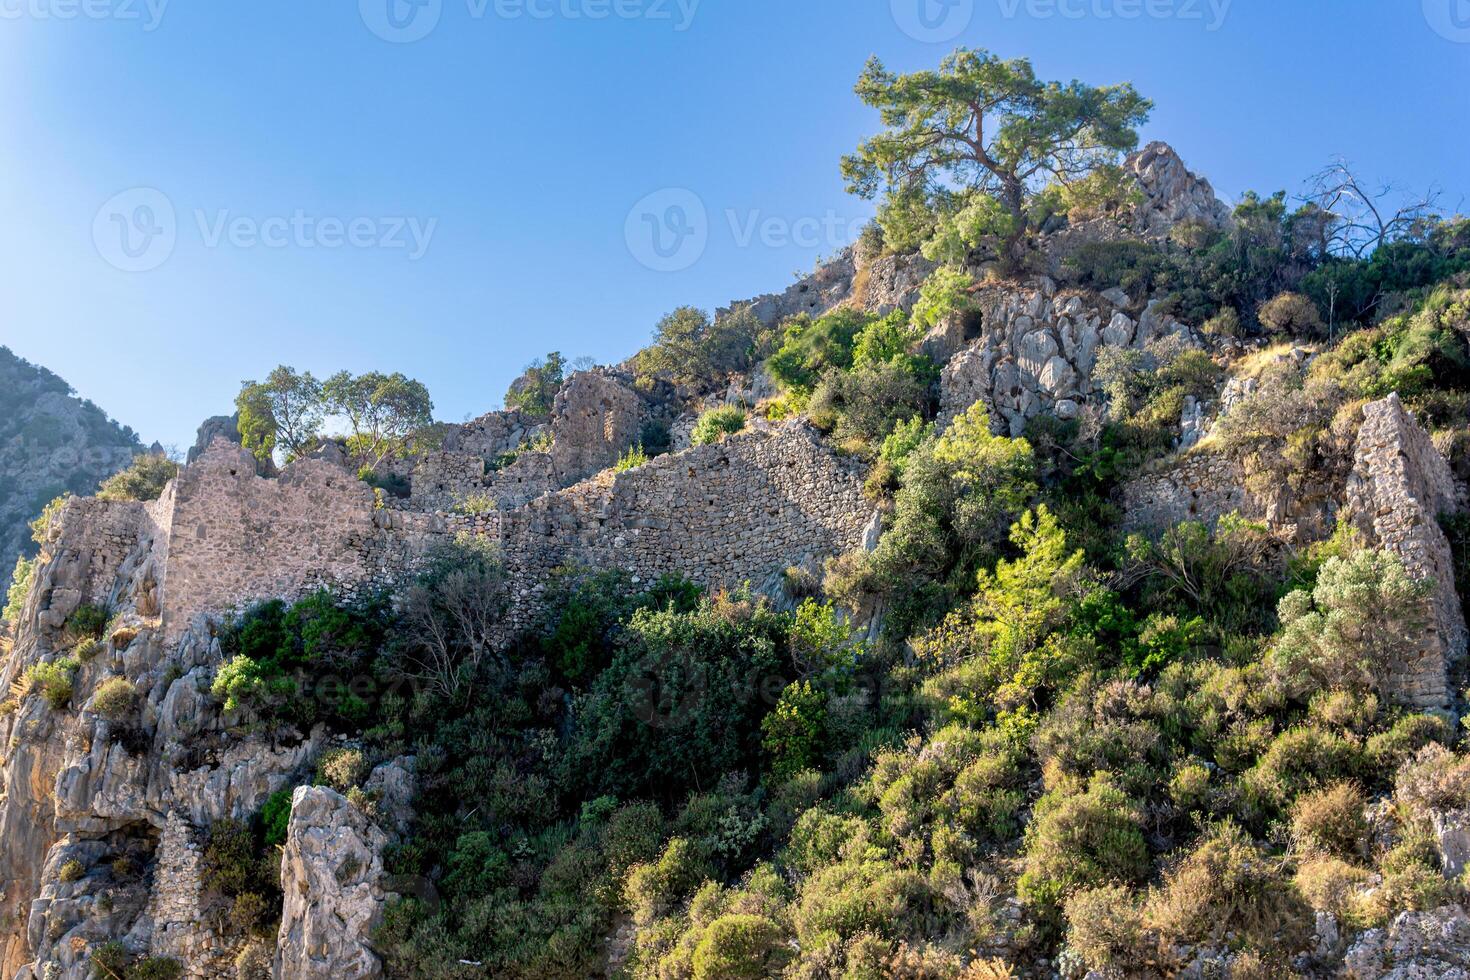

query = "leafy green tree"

[
  {"left": 828, "top": 403, "right": 1037, "bottom": 634},
  {"left": 1273, "top": 549, "right": 1432, "bottom": 696},
  {"left": 236, "top": 366, "right": 324, "bottom": 462},
  {"left": 766, "top": 308, "right": 870, "bottom": 394},
  {"left": 842, "top": 49, "right": 1151, "bottom": 271},
  {"left": 637, "top": 306, "right": 766, "bottom": 389},
  {"left": 503, "top": 352, "right": 565, "bottom": 418},
  {"left": 322, "top": 370, "right": 434, "bottom": 466}
]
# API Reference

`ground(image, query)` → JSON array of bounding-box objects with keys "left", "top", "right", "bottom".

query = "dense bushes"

[
  {"left": 690, "top": 406, "right": 746, "bottom": 446},
  {"left": 636, "top": 306, "right": 769, "bottom": 391},
  {"left": 97, "top": 452, "right": 178, "bottom": 502},
  {"left": 203, "top": 816, "right": 283, "bottom": 938},
  {"left": 212, "top": 590, "right": 392, "bottom": 730}
]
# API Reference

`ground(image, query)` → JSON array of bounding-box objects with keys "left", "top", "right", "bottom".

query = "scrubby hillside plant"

[
  {"left": 97, "top": 452, "right": 178, "bottom": 502},
  {"left": 691, "top": 406, "right": 747, "bottom": 446},
  {"left": 503, "top": 351, "right": 565, "bottom": 418}
]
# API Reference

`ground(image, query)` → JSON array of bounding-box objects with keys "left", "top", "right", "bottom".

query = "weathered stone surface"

[
  {"left": 185, "top": 415, "right": 240, "bottom": 465},
  {"left": 1346, "top": 394, "right": 1467, "bottom": 707},
  {"left": 0, "top": 349, "right": 141, "bottom": 598},
  {"left": 1343, "top": 905, "right": 1470, "bottom": 979},
  {"left": 1126, "top": 141, "right": 1233, "bottom": 238},
  {"left": 936, "top": 281, "right": 1193, "bottom": 435},
  {"left": 274, "top": 786, "right": 389, "bottom": 980}
]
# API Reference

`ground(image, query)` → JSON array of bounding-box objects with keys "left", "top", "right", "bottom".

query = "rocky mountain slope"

[
  {"left": 0, "top": 134, "right": 1468, "bottom": 980},
  {"left": 0, "top": 348, "right": 142, "bottom": 593}
]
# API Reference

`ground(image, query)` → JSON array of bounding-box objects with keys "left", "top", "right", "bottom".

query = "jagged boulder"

[
  {"left": 1127, "top": 141, "right": 1233, "bottom": 238},
  {"left": 274, "top": 786, "right": 391, "bottom": 980},
  {"left": 185, "top": 414, "right": 240, "bottom": 464},
  {"left": 936, "top": 280, "right": 1194, "bottom": 435}
]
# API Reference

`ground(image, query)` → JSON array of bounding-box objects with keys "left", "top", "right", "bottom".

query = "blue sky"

[{"left": 1, "top": 0, "right": 1466, "bottom": 449}]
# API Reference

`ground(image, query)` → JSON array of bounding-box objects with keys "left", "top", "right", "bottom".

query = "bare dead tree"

[
  {"left": 1305, "top": 160, "right": 1441, "bottom": 260},
  {"left": 396, "top": 537, "right": 509, "bottom": 701}
]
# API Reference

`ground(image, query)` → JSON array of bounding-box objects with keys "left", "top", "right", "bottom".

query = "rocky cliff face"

[
  {"left": 0, "top": 348, "right": 141, "bottom": 593},
  {"left": 0, "top": 364, "right": 875, "bottom": 977}
]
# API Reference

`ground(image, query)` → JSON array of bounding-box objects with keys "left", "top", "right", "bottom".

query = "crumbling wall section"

[{"left": 1346, "top": 394, "right": 1467, "bottom": 707}]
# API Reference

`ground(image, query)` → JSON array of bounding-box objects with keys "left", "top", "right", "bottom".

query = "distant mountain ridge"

[{"left": 0, "top": 347, "right": 142, "bottom": 588}]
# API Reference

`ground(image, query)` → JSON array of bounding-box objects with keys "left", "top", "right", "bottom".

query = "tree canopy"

[{"left": 842, "top": 48, "right": 1151, "bottom": 270}]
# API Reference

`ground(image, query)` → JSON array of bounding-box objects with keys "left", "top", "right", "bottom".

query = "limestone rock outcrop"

[
  {"left": 0, "top": 347, "right": 140, "bottom": 595},
  {"left": 1343, "top": 905, "right": 1470, "bottom": 979},
  {"left": 1345, "top": 394, "right": 1467, "bottom": 707},
  {"left": 935, "top": 281, "right": 1194, "bottom": 436},
  {"left": 1126, "top": 141, "right": 1233, "bottom": 238},
  {"left": 1122, "top": 393, "right": 1465, "bottom": 708},
  {"left": 274, "top": 786, "right": 391, "bottom": 980}
]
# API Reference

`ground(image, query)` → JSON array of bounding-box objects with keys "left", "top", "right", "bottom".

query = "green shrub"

[
  {"left": 910, "top": 267, "right": 976, "bottom": 330},
  {"left": 452, "top": 492, "right": 497, "bottom": 515},
  {"left": 503, "top": 351, "right": 564, "bottom": 418},
  {"left": 691, "top": 407, "right": 747, "bottom": 446},
  {"left": 4, "top": 555, "right": 34, "bottom": 624},
  {"left": 690, "top": 913, "right": 791, "bottom": 979},
  {"left": 67, "top": 603, "right": 110, "bottom": 641},
  {"left": 762, "top": 682, "right": 827, "bottom": 781},
  {"left": 766, "top": 308, "right": 869, "bottom": 393},
  {"left": 1144, "top": 822, "right": 1311, "bottom": 954},
  {"left": 125, "top": 957, "right": 184, "bottom": 980},
  {"left": 91, "top": 940, "right": 130, "bottom": 978},
  {"left": 1257, "top": 291, "right": 1324, "bottom": 336},
  {"left": 261, "top": 788, "right": 294, "bottom": 847},
  {"left": 98, "top": 453, "right": 178, "bottom": 502},
  {"left": 1273, "top": 550, "right": 1433, "bottom": 697},
  {"left": 27, "top": 657, "right": 79, "bottom": 710},
  {"left": 637, "top": 306, "right": 768, "bottom": 389},
  {"left": 92, "top": 677, "right": 139, "bottom": 720},
  {"left": 1018, "top": 777, "right": 1149, "bottom": 918},
  {"left": 317, "top": 748, "right": 369, "bottom": 793},
  {"left": 1290, "top": 782, "right": 1368, "bottom": 859},
  {"left": 1202, "top": 306, "right": 1243, "bottom": 337},
  {"left": 59, "top": 858, "right": 85, "bottom": 882},
  {"left": 1242, "top": 726, "right": 1362, "bottom": 813},
  {"left": 74, "top": 636, "right": 101, "bottom": 662},
  {"left": 615, "top": 443, "right": 649, "bottom": 472},
  {"left": 808, "top": 357, "right": 934, "bottom": 453}
]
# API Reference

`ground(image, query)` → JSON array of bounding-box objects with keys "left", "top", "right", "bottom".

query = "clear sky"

[{"left": 1, "top": 0, "right": 1466, "bottom": 449}]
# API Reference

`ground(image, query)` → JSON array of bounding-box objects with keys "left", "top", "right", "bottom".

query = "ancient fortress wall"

[
  {"left": 498, "top": 423, "right": 874, "bottom": 625},
  {"left": 1122, "top": 394, "right": 1466, "bottom": 708},
  {"left": 47, "top": 421, "right": 873, "bottom": 646}
]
